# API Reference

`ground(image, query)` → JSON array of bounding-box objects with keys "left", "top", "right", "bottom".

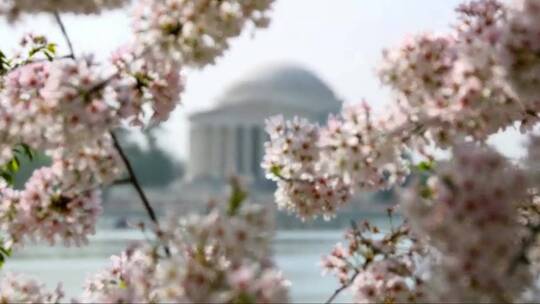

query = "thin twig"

[
  {"left": 324, "top": 221, "right": 362, "bottom": 304},
  {"left": 110, "top": 131, "right": 172, "bottom": 257},
  {"left": 87, "top": 72, "right": 119, "bottom": 94},
  {"left": 110, "top": 177, "right": 132, "bottom": 186},
  {"left": 110, "top": 131, "right": 159, "bottom": 224},
  {"left": 325, "top": 270, "right": 360, "bottom": 304},
  {"left": 53, "top": 12, "right": 75, "bottom": 59},
  {"left": 19, "top": 55, "right": 73, "bottom": 65}
]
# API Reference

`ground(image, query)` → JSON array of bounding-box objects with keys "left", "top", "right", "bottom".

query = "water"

[{"left": 4, "top": 230, "right": 354, "bottom": 303}]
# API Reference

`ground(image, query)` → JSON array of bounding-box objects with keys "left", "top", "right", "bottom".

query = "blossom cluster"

[
  {"left": 319, "top": 103, "right": 409, "bottom": 190},
  {"left": 263, "top": 104, "right": 408, "bottom": 220},
  {"left": 0, "top": 54, "right": 182, "bottom": 158},
  {"left": 351, "top": 258, "right": 423, "bottom": 304},
  {"left": 0, "top": 272, "right": 63, "bottom": 304},
  {"left": 0, "top": 59, "right": 124, "bottom": 246},
  {"left": 380, "top": 0, "right": 540, "bottom": 139},
  {"left": 0, "top": 0, "right": 129, "bottom": 21},
  {"left": 262, "top": 115, "right": 352, "bottom": 220},
  {"left": 132, "top": 0, "right": 274, "bottom": 67},
  {"left": 80, "top": 202, "right": 289, "bottom": 303},
  {"left": 401, "top": 143, "right": 532, "bottom": 302},
  {"left": 321, "top": 220, "right": 425, "bottom": 303},
  {"left": 110, "top": 44, "right": 185, "bottom": 125},
  {"left": 0, "top": 165, "right": 103, "bottom": 248},
  {"left": 498, "top": 0, "right": 540, "bottom": 108},
  {"left": 380, "top": 1, "right": 518, "bottom": 144}
]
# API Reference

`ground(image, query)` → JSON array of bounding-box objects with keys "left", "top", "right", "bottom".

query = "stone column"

[
  {"left": 195, "top": 126, "right": 204, "bottom": 177},
  {"left": 209, "top": 125, "right": 222, "bottom": 178},
  {"left": 257, "top": 126, "right": 266, "bottom": 178},
  {"left": 235, "top": 126, "right": 244, "bottom": 174},
  {"left": 212, "top": 126, "right": 225, "bottom": 177},
  {"left": 201, "top": 125, "right": 212, "bottom": 178},
  {"left": 188, "top": 125, "right": 195, "bottom": 177},
  {"left": 243, "top": 125, "right": 253, "bottom": 180},
  {"left": 188, "top": 125, "right": 199, "bottom": 178},
  {"left": 224, "top": 126, "right": 236, "bottom": 176}
]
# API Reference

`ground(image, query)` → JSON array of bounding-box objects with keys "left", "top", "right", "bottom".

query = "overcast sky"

[{"left": 0, "top": 0, "right": 526, "bottom": 160}]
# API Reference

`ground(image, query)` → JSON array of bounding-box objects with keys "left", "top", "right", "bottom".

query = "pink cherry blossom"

[{"left": 0, "top": 272, "right": 64, "bottom": 303}]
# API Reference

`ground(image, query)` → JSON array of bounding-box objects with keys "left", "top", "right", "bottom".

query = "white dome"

[{"left": 215, "top": 64, "right": 341, "bottom": 112}]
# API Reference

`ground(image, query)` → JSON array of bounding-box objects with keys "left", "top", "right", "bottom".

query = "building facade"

[
  {"left": 105, "top": 63, "right": 393, "bottom": 228},
  {"left": 187, "top": 64, "right": 341, "bottom": 186}
]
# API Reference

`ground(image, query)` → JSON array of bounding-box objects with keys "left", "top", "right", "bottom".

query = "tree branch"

[
  {"left": 110, "top": 177, "right": 132, "bottom": 186},
  {"left": 110, "top": 131, "right": 171, "bottom": 257},
  {"left": 325, "top": 270, "right": 359, "bottom": 304},
  {"left": 53, "top": 12, "right": 75, "bottom": 59},
  {"left": 110, "top": 131, "right": 160, "bottom": 225}
]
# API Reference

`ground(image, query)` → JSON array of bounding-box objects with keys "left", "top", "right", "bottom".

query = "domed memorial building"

[
  {"left": 187, "top": 64, "right": 341, "bottom": 189},
  {"left": 105, "top": 63, "right": 396, "bottom": 226}
]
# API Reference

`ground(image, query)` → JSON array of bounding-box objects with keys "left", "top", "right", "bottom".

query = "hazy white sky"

[{"left": 0, "top": 0, "right": 525, "bottom": 160}]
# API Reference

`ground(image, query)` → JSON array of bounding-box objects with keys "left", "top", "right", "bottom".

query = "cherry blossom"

[
  {"left": 132, "top": 0, "right": 274, "bottom": 67},
  {"left": 20, "top": 167, "right": 102, "bottom": 247},
  {"left": 81, "top": 202, "right": 289, "bottom": 303},
  {"left": 0, "top": 164, "right": 104, "bottom": 248},
  {"left": 351, "top": 259, "right": 424, "bottom": 304},
  {"left": 321, "top": 218, "right": 426, "bottom": 304},
  {"left": 319, "top": 102, "right": 409, "bottom": 191},
  {"left": 80, "top": 244, "right": 158, "bottom": 303},
  {"left": 274, "top": 175, "right": 351, "bottom": 221},
  {"left": 0, "top": 0, "right": 129, "bottom": 22},
  {"left": 0, "top": 272, "right": 64, "bottom": 304},
  {"left": 401, "top": 143, "right": 532, "bottom": 302},
  {"left": 110, "top": 44, "right": 185, "bottom": 125},
  {"left": 262, "top": 115, "right": 353, "bottom": 220},
  {"left": 498, "top": 0, "right": 540, "bottom": 106},
  {"left": 262, "top": 115, "right": 319, "bottom": 182}
]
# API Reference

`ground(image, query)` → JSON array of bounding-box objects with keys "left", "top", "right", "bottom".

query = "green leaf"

[
  {"left": 415, "top": 161, "right": 434, "bottom": 172},
  {"left": 0, "top": 241, "right": 11, "bottom": 270},
  {"left": 133, "top": 72, "right": 154, "bottom": 90},
  {"left": 20, "top": 143, "right": 35, "bottom": 161},
  {"left": 419, "top": 186, "right": 433, "bottom": 199},
  {"left": 0, "top": 50, "right": 10, "bottom": 75},
  {"left": 0, "top": 245, "right": 11, "bottom": 257},
  {"left": 227, "top": 178, "right": 248, "bottom": 216},
  {"left": 46, "top": 43, "right": 57, "bottom": 54},
  {"left": 44, "top": 51, "right": 54, "bottom": 61},
  {"left": 0, "top": 143, "right": 38, "bottom": 185},
  {"left": 28, "top": 46, "right": 42, "bottom": 58},
  {"left": 441, "top": 175, "right": 456, "bottom": 192},
  {"left": 270, "top": 165, "right": 282, "bottom": 178},
  {"left": 8, "top": 157, "right": 20, "bottom": 173},
  {"left": 0, "top": 171, "right": 14, "bottom": 186},
  {"left": 27, "top": 43, "right": 56, "bottom": 60},
  {"left": 233, "top": 293, "right": 255, "bottom": 304}
]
